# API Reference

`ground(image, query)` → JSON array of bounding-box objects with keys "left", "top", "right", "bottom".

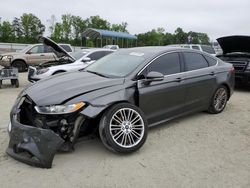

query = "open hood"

[
  {"left": 39, "top": 36, "right": 75, "bottom": 61},
  {"left": 217, "top": 36, "right": 250, "bottom": 54}
]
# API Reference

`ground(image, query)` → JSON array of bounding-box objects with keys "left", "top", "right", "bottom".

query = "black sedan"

[{"left": 6, "top": 46, "right": 235, "bottom": 168}]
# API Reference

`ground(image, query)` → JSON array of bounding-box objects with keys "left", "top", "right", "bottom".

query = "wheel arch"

[
  {"left": 219, "top": 83, "right": 231, "bottom": 100},
  {"left": 11, "top": 59, "right": 27, "bottom": 67},
  {"left": 52, "top": 70, "right": 67, "bottom": 75}
]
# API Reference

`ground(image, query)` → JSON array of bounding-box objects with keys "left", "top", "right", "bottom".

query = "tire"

[
  {"left": 99, "top": 103, "right": 148, "bottom": 153},
  {"left": 11, "top": 79, "right": 15, "bottom": 85},
  {"left": 0, "top": 80, "right": 2, "bottom": 89},
  {"left": 208, "top": 85, "right": 228, "bottom": 114},
  {"left": 14, "top": 79, "right": 19, "bottom": 88},
  {"left": 12, "top": 60, "right": 27, "bottom": 72}
]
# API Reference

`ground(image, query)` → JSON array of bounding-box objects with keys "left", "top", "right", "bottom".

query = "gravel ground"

[{"left": 0, "top": 72, "right": 249, "bottom": 188}]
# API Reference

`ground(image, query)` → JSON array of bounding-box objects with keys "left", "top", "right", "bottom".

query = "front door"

[{"left": 137, "top": 52, "right": 187, "bottom": 126}]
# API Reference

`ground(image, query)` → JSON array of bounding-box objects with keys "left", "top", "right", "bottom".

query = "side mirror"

[
  {"left": 146, "top": 71, "right": 164, "bottom": 82},
  {"left": 82, "top": 57, "right": 91, "bottom": 63},
  {"left": 26, "top": 51, "right": 32, "bottom": 54}
]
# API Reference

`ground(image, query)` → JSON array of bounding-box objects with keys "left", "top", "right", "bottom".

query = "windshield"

[
  {"left": 85, "top": 51, "right": 146, "bottom": 77},
  {"left": 71, "top": 51, "right": 89, "bottom": 60},
  {"left": 20, "top": 45, "right": 32, "bottom": 53}
]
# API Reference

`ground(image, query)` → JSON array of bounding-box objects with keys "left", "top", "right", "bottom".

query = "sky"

[{"left": 1, "top": 0, "right": 250, "bottom": 41}]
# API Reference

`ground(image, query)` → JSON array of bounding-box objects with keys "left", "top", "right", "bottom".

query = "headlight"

[
  {"left": 1, "top": 55, "right": 13, "bottom": 60},
  {"left": 37, "top": 68, "right": 49, "bottom": 75},
  {"left": 35, "top": 102, "right": 85, "bottom": 114},
  {"left": 247, "top": 63, "right": 250, "bottom": 70}
]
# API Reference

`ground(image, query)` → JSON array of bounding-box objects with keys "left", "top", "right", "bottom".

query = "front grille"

[
  {"left": 28, "top": 67, "right": 36, "bottom": 77},
  {"left": 228, "top": 61, "right": 248, "bottom": 72}
]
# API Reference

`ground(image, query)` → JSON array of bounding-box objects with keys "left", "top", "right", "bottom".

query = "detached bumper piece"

[{"left": 6, "top": 119, "right": 64, "bottom": 168}]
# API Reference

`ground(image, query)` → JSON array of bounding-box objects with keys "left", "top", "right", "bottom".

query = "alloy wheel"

[{"left": 109, "top": 108, "right": 145, "bottom": 148}]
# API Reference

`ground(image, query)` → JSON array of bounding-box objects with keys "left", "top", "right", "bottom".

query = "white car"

[
  {"left": 28, "top": 38, "right": 114, "bottom": 82},
  {"left": 168, "top": 44, "right": 216, "bottom": 56}
]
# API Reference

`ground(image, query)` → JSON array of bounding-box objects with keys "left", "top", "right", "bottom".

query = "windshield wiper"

[{"left": 86, "top": 70, "right": 110, "bottom": 78}]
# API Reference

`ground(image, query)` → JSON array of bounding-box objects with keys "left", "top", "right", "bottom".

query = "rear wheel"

[
  {"left": 99, "top": 103, "right": 148, "bottom": 153},
  {"left": 208, "top": 85, "right": 228, "bottom": 114},
  {"left": 12, "top": 60, "right": 27, "bottom": 72}
]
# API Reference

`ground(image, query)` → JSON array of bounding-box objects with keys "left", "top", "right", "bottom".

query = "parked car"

[
  {"left": 103, "top": 45, "right": 119, "bottom": 50},
  {"left": 0, "top": 43, "right": 73, "bottom": 72},
  {"left": 168, "top": 44, "right": 216, "bottom": 56},
  {"left": 216, "top": 35, "right": 250, "bottom": 87},
  {"left": 6, "top": 47, "right": 234, "bottom": 168},
  {"left": 28, "top": 38, "right": 114, "bottom": 82}
]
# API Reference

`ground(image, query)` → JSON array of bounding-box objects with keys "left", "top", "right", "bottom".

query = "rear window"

[
  {"left": 204, "top": 55, "right": 217, "bottom": 66},
  {"left": 183, "top": 52, "right": 209, "bottom": 71},
  {"left": 201, "top": 45, "right": 215, "bottom": 54}
]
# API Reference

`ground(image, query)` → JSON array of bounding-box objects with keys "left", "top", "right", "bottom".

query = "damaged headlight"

[
  {"left": 37, "top": 68, "right": 49, "bottom": 75},
  {"left": 1, "top": 55, "right": 13, "bottom": 60},
  {"left": 35, "top": 102, "right": 85, "bottom": 115}
]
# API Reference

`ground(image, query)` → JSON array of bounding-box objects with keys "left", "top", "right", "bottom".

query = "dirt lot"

[{"left": 0, "top": 72, "right": 249, "bottom": 188}]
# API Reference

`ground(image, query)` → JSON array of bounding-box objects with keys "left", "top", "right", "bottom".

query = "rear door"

[
  {"left": 181, "top": 52, "right": 217, "bottom": 111},
  {"left": 137, "top": 52, "right": 187, "bottom": 126}
]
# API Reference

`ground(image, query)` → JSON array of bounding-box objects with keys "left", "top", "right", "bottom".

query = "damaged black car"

[
  {"left": 6, "top": 40, "right": 235, "bottom": 168},
  {"left": 217, "top": 35, "right": 250, "bottom": 86}
]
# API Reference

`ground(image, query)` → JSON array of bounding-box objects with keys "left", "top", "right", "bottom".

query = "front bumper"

[
  {"left": 0, "top": 59, "right": 11, "bottom": 67},
  {"left": 235, "top": 71, "right": 250, "bottom": 86},
  {"left": 6, "top": 116, "right": 64, "bottom": 168},
  {"left": 28, "top": 66, "right": 41, "bottom": 82}
]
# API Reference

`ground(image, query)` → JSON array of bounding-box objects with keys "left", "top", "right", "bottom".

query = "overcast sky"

[{"left": 1, "top": 0, "right": 250, "bottom": 41}]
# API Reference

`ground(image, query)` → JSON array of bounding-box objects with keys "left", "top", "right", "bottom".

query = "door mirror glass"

[
  {"left": 146, "top": 71, "right": 164, "bottom": 81},
  {"left": 81, "top": 57, "right": 91, "bottom": 63}
]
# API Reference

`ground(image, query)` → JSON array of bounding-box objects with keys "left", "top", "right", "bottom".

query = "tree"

[
  {"left": 0, "top": 21, "right": 14, "bottom": 42},
  {"left": 111, "top": 22, "right": 128, "bottom": 32},
  {"left": 51, "top": 22, "right": 63, "bottom": 42},
  {"left": 71, "top": 15, "right": 87, "bottom": 45},
  {"left": 12, "top": 17, "right": 23, "bottom": 39},
  {"left": 174, "top": 27, "right": 188, "bottom": 44},
  {"left": 87, "top": 15, "right": 110, "bottom": 30},
  {"left": 61, "top": 14, "right": 72, "bottom": 40},
  {"left": 20, "top": 13, "right": 45, "bottom": 42}
]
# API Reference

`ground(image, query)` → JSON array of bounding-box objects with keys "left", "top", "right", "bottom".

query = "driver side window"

[
  {"left": 28, "top": 45, "right": 45, "bottom": 54},
  {"left": 147, "top": 53, "right": 181, "bottom": 75}
]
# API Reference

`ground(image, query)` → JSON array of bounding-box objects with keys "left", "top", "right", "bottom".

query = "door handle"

[
  {"left": 40, "top": 54, "right": 45, "bottom": 56},
  {"left": 176, "top": 77, "right": 182, "bottom": 82},
  {"left": 209, "top": 71, "right": 215, "bottom": 76}
]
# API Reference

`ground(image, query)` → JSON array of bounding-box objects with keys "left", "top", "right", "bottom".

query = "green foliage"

[
  {"left": 20, "top": 13, "right": 45, "bottom": 42},
  {"left": 0, "top": 21, "right": 14, "bottom": 42},
  {"left": 0, "top": 13, "right": 211, "bottom": 47},
  {"left": 137, "top": 27, "right": 210, "bottom": 46}
]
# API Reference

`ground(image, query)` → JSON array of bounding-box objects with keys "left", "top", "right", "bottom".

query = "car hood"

[
  {"left": 24, "top": 71, "right": 124, "bottom": 106},
  {"left": 39, "top": 36, "right": 75, "bottom": 61},
  {"left": 217, "top": 36, "right": 250, "bottom": 54}
]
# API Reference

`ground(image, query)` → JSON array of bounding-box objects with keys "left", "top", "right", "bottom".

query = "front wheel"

[
  {"left": 12, "top": 60, "right": 27, "bottom": 72},
  {"left": 208, "top": 85, "right": 228, "bottom": 114},
  {"left": 99, "top": 103, "right": 148, "bottom": 153}
]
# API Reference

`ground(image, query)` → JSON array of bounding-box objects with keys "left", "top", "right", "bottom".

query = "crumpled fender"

[{"left": 79, "top": 86, "right": 137, "bottom": 118}]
